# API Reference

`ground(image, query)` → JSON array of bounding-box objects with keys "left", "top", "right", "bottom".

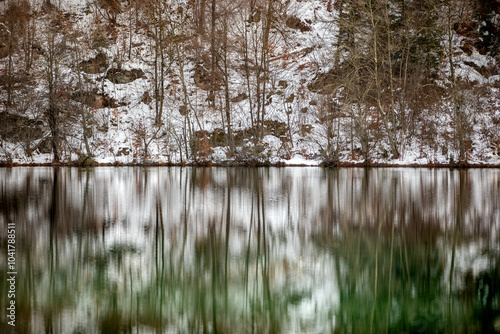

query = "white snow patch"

[
  {"left": 211, "top": 146, "right": 228, "bottom": 161},
  {"left": 283, "top": 155, "right": 321, "bottom": 166}
]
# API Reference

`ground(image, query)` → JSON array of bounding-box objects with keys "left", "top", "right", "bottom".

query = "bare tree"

[
  {"left": 92, "top": 0, "right": 122, "bottom": 25},
  {"left": 70, "top": 31, "right": 95, "bottom": 156},
  {"left": 144, "top": 0, "right": 168, "bottom": 126},
  {"left": 2, "top": 0, "right": 31, "bottom": 108},
  {"left": 42, "top": 7, "right": 73, "bottom": 161},
  {"left": 45, "top": 12, "right": 61, "bottom": 161},
  {"left": 221, "top": 11, "right": 235, "bottom": 151},
  {"left": 441, "top": 0, "right": 475, "bottom": 162},
  {"left": 235, "top": 0, "right": 287, "bottom": 143}
]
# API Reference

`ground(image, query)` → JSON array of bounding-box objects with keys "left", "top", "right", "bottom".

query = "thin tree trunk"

[
  {"left": 47, "top": 25, "right": 59, "bottom": 162},
  {"left": 368, "top": 0, "right": 399, "bottom": 159},
  {"left": 210, "top": 0, "right": 217, "bottom": 107},
  {"left": 222, "top": 17, "right": 234, "bottom": 151},
  {"left": 259, "top": 0, "right": 274, "bottom": 141},
  {"left": 6, "top": 23, "right": 13, "bottom": 107}
]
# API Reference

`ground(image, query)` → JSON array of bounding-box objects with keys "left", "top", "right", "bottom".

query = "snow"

[
  {"left": 283, "top": 154, "right": 321, "bottom": 166},
  {"left": 210, "top": 146, "right": 228, "bottom": 161},
  {"left": 1, "top": 0, "right": 500, "bottom": 167}
]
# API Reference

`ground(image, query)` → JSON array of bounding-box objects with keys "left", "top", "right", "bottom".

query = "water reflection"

[{"left": 0, "top": 167, "right": 499, "bottom": 333}]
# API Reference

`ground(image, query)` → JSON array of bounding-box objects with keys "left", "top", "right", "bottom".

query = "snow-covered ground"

[{"left": 1, "top": 0, "right": 499, "bottom": 167}]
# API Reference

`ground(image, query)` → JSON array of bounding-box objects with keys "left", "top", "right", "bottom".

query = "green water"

[{"left": 1, "top": 167, "right": 499, "bottom": 333}]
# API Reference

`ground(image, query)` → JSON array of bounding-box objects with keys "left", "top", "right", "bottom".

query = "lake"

[{"left": 1, "top": 167, "right": 499, "bottom": 333}]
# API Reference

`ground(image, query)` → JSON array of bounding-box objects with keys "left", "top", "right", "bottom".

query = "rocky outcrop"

[
  {"left": 193, "top": 65, "right": 221, "bottom": 91},
  {"left": 71, "top": 90, "right": 118, "bottom": 108},
  {"left": 106, "top": 68, "right": 145, "bottom": 84},
  {"left": 308, "top": 71, "right": 337, "bottom": 94},
  {"left": 231, "top": 93, "right": 248, "bottom": 103},
  {"left": 286, "top": 16, "right": 312, "bottom": 32},
  {"left": 0, "top": 112, "right": 44, "bottom": 143},
  {"left": 79, "top": 52, "right": 108, "bottom": 74}
]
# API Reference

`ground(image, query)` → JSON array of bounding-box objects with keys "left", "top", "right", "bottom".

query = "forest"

[{"left": 0, "top": 0, "right": 499, "bottom": 166}]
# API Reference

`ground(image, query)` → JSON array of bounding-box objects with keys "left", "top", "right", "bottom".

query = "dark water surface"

[{"left": 1, "top": 167, "right": 499, "bottom": 333}]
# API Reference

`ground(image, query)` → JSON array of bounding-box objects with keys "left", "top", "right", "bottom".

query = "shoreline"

[{"left": 1, "top": 160, "right": 499, "bottom": 168}]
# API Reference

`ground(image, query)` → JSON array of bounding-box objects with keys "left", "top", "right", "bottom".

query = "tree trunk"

[
  {"left": 198, "top": 0, "right": 206, "bottom": 36},
  {"left": 222, "top": 17, "right": 234, "bottom": 151},
  {"left": 260, "top": 1, "right": 274, "bottom": 141},
  {"left": 47, "top": 25, "right": 60, "bottom": 162},
  {"left": 210, "top": 0, "right": 217, "bottom": 108}
]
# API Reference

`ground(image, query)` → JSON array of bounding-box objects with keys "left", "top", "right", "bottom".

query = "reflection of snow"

[
  {"left": 1, "top": 167, "right": 499, "bottom": 333},
  {"left": 286, "top": 253, "right": 340, "bottom": 333},
  {"left": 443, "top": 241, "right": 496, "bottom": 292}
]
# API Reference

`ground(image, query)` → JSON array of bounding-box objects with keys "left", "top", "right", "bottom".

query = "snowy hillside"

[{"left": 1, "top": 0, "right": 499, "bottom": 166}]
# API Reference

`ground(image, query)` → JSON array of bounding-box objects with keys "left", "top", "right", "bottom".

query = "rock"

[
  {"left": 193, "top": 65, "right": 221, "bottom": 91},
  {"left": 141, "top": 91, "right": 151, "bottom": 104},
  {"left": 79, "top": 52, "right": 108, "bottom": 74},
  {"left": 71, "top": 91, "right": 97, "bottom": 105},
  {"left": 463, "top": 61, "right": 494, "bottom": 78},
  {"left": 179, "top": 105, "right": 188, "bottom": 116},
  {"left": 231, "top": 93, "right": 248, "bottom": 103},
  {"left": 0, "top": 112, "right": 44, "bottom": 142},
  {"left": 263, "top": 120, "right": 288, "bottom": 137},
  {"left": 286, "top": 16, "right": 312, "bottom": 32},
  {"left": 71, "top": 90, "right": 118, "bottom": 108},
  {"left": 210, "top": 128, "right": 226, "bottom": 146},
  {"left": 300, "top": 124, "right": 313, "bottom": 136},
  {"left": 117, "top": 147, "right": 130, "bottom": 156},
  {"left": 106, "top": 68, "right": 145, "bottom": 84},
  {"left": 308, "top": 71, "right": 337, "bottom": 94}
]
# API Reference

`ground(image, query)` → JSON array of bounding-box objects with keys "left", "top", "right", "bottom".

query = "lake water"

[{"left": 1, "top": 167, "right": 499, "bottom": 333}]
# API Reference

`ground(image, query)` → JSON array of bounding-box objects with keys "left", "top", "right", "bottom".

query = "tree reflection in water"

[{"left": 0, "top": 167, "right": 499, "bottom": 333}]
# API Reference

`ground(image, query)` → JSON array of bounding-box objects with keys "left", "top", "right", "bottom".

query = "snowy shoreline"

[
  {"left": 1, "top": 0, "right": 500, "bottom": 171},
  {"left": 2, "top": 158, "right": 500, "bottom": 168}
]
